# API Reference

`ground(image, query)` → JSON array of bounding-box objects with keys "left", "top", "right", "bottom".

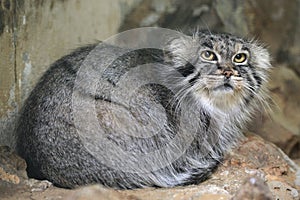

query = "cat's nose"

[{"left": 222, "top": 68, "right": 234, "bottom": 78}]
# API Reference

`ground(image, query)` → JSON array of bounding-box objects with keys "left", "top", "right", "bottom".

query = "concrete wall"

[{"left": 0, "top": 0, "right": 140, "bottom": 147}]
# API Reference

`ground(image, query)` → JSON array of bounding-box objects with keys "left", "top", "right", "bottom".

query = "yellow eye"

[
  {"left": 233, "top": 53, "right": 247, "bottom": 63},
  {"left": 201, "top": 51, "right": 217, "bottom": 61}
]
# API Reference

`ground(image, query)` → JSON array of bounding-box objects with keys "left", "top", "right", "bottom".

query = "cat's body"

[{"left": 16, "top": 31, "right": 271, "bottom": 189}]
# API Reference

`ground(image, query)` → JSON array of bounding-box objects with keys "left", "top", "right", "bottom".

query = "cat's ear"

[
  {"left": 163, "top": 36, "right": 195, "bottom": 66},
  {"left": 249, "top": 40, "right": 272, "bottom": 70},
  {"left": 255, "top": 46, "right": 272, "bottom": 70}
]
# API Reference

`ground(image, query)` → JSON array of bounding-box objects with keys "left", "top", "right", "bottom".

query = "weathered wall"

[
  {"left": 0, "top": 0, "right": 299, "bottom": 156},
  {"left": 0, "top": 0, "right": 141, "bottom": 147}
]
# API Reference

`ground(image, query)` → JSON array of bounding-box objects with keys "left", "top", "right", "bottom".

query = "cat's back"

[
  {"left": 15, "top": 43, "right": 169, "bottom": 189},
  {"left": 16, "top": 44, "right": 98, "bottom": 185}
]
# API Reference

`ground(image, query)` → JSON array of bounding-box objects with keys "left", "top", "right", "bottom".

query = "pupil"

[
  {"left": 236, "top": 54, "right": 242, "bottom": 59},
  {"left": 205, "top": 51, "right": 211, "bottom": 57}
]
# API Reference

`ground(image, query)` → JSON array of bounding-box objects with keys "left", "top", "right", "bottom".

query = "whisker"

[{"left": 242, "top": 82, "right": 272, "bottom": 115}]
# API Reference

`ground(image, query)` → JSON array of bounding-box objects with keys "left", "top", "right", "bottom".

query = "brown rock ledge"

[{"left": 1, "top": 134, "right": 299, "bottom": 200}]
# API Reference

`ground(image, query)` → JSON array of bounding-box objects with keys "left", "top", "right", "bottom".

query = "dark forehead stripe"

[
  {"left": 226, "top": 35, "right": 244, "bottom": 42},
  {"left": 201, "top": 41, "right": 213, "bottom": 49},
  {"left": 221, "top": 34, "right": 230, "bottom": 39},
  {"left": 241, "top": 46, "right": 250, "bottom": 51},
  {"left": 204, "top": 34, "right": 243, "bottom": 50}
]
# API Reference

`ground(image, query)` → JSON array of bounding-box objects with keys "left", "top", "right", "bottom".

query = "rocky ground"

[{"left": 1, "top": 134, "right": 299, "bottom": 200}]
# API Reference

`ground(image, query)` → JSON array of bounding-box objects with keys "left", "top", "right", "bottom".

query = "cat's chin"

[
  {"left": 195, "top": 88, "right": 243, "bottom": 113},
  {"left": 196, "top": 91, "right": 241, "bottom": 114},
  {"left": 212, "top": 83, "right": 234, "bottom": 93}
]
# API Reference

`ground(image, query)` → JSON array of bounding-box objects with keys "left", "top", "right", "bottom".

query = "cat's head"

[{"left": 164, "top": 31, "right": 272, "bottom": 115}]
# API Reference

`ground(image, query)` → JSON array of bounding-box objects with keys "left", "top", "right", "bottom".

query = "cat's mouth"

[{"left": 213, "top": 83, "right": 234, "bottom": 91}]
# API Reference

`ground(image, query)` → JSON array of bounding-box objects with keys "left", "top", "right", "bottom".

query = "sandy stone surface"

[{"left": 1, "top": 134, "right": 299, "bottom": 200}]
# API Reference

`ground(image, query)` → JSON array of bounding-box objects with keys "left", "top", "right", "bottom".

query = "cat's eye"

[
  {"left": 201, "top": 51, "right": 217, "bottom": 61},
  {"left": 233, "top": 53, "right": 247, "bottom": 63}
]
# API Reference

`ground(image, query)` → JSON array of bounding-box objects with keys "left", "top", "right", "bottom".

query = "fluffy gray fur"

[{"left": 16, "top": 31, "right": 271, "bottom": 189}]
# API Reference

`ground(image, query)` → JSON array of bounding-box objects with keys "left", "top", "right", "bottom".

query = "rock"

[
  {"left": 66, "top": 185, "right": 136, "bottom": 200},
  {"left": 249, "top": 65, "right": 300, "bottom": 159},
  {"left": 67, "top": 184, "right": 231, "bottom": 200},
  {"left": 24, "top": 179, "right": 53, "bottom": 192},
  {"left": 0, "top": 146, "right": 28, "bottom": 200},
  {"left": 232, "top": 177, "right": 273, "bottom": 200},
  {"left": 268, "top": 181, "right": 299, "bottom": 200},
  {"left": 0, "top": 146, "right": 27, "bottom": 185},
  {"left": 120, "top": 185, "right": 231, "bottom": 200},
  {"left": 1, "top": 134, "right": 299, "bottom": 200}
]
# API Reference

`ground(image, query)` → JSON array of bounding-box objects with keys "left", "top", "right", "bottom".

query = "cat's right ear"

[{"left": 163, "top": 36, "right": 194, "bottom": 66}]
